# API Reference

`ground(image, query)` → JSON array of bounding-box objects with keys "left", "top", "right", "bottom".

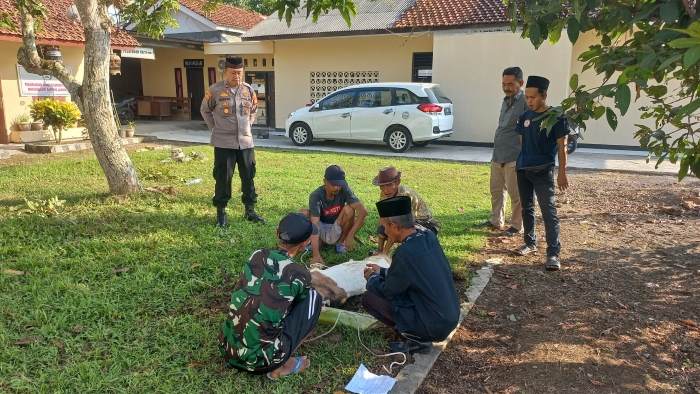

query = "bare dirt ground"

[{"left": 419, "top": 170, "right": 700, "bottom": 394}]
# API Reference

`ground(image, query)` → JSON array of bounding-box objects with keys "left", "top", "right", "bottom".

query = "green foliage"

[
  {"left": 11, "top": 112, "right": 30, "bottom": 124},
  {"left": 29, "top": 99, "right": 81, "bottom": 144},
  {"left": 505, "top": 0, "right": 700, "bottom": 180},
  {"left": 9, "top": 196, "right": 66, "bottom": 217}
]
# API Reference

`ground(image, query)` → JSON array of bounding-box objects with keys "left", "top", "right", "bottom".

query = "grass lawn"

[{"left": 0, "top": 145, "right": 491, "bottom": 393}]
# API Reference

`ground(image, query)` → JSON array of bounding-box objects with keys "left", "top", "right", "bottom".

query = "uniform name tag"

[{"left": 220, "top": 92, "right": 229, "bottom": 97}]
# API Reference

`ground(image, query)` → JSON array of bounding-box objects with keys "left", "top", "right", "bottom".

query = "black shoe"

[
  {"left": 388, "top": 340, "right": 433, "bottom": 354},
  {"left": 499, "top": 226, "right": 522, "bottom": 236},
  {"left": 476, "top": 220, "right": 497, "bottom": 229},
  {"left": 244, "top": 204, "right": 265, "bottom": 223},
  {"left": 216, "top": 206, "right": 227, "bottom": 228}
]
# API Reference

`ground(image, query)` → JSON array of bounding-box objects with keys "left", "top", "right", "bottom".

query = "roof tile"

[
  {"left": 392, "top": 0, "right": 508, "bottom": 29},
  {"left": 178, "top": 0, "right": 265, "bottom": 30},
  {"left": 0, "top": 0, "right": 138, "bottom": 47}
]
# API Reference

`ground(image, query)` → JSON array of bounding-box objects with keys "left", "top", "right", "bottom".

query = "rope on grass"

[{"left": 307, "top": 309, "right": 407, "bottom": 374}]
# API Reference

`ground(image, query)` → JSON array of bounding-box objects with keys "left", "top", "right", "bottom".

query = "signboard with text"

[
  {"left": 184, "top": 59, "right": 204, "bottom": 68},
  {"left": 16, "top": 65, "right": 73, "bottom": 97},
  {"left": 121, "top": 47, "right": 155, "bottom": 60}
]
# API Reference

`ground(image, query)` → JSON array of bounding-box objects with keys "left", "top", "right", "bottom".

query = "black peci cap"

[
  {"left": 225, "top": 56, "right": 244, "bottom": 69},
  {"left": 376, "top": 196, "right": 412, "bottom": 218},
  {"left": 526, "top": 75, "right": 550, "bottom": 92}
]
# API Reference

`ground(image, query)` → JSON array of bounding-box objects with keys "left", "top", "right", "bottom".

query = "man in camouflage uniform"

[
  {"left": 372, "top": 166, "right": 440, "bottom": 254},
  {"left": 218, "top": 213, "right": 322, "bottom": 379},
  {"left": 201, "top": 56, "right": 265, "bottom": 227}
]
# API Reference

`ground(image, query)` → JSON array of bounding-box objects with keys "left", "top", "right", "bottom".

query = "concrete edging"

[{"left": 388, "top": 258, "right": 501, "bottom": 394}]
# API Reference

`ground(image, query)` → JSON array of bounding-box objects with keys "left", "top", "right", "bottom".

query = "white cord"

[{"left": 307, "top": 309, "right": 407, "bottom": 374}]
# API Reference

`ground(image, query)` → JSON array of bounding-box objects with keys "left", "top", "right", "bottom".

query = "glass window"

[
  {"left": 321, "top": 91, "right": 355, "bottom": 110},
  {"left": 393, "top": 88, "right": 422, "bottom": 105},
  {"left": 356, "top": 89, "right": 392, "bottom": 108},
  {"left": 426, "top": 86, "right": 452, "bottom": 104}
]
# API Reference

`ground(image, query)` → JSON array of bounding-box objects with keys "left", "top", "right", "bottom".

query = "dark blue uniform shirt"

[{"left": 515, "top": 109, "right": 570, "bottom": 171}]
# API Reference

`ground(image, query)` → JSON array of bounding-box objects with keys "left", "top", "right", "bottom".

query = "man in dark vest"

[
  {"left": 362, "top": 196, "right": 461, "bottom": 354},
  {"left": 201, "top": 56, "right": 265, "bottom": 227}
]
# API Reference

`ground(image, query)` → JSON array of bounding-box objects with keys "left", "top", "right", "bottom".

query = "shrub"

[{"left": 29, "top": 99, "right": 82, "bottom": 144}]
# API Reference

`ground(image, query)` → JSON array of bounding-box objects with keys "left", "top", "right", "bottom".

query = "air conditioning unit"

[{"left": 217, "top": 57, "right": 226, "bottom": 72}]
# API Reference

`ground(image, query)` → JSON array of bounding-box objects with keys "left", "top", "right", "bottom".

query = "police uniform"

[{"left": 201, "top": 56, "right": 264, "bottom": 226}]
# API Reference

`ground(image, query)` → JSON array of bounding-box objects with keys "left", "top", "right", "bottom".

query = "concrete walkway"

[{"left": 135, "top": 120, "right": 681, "bottom": 176}]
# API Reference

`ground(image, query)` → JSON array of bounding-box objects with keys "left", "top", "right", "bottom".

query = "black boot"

[
  {"left": 245, "top": 204, "right": 265, "bottom": 223},
  {"left": 216, "top": 206, "right": 227, "bottom": 228}
]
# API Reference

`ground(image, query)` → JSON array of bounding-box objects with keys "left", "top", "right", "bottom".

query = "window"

[
  {"left": 426, "top": 86, "right": 452, "bottom": 104},
  {"left": 393, "top": 88, "right": 422, "bottom": 105},
  {"left": 356, "top": 89, "right": 392, "bottom": 108},
  {"left": 263, "top": 58, "right": 267, "bottom": 67},
  {"left": 321, "top": 91, "right": 355, "bottom": 110},
  {"left": 208, "top": 67, "right": 216, "bottom": 87},
  {"left": 412, "top": 52, "right": 433, "bottom": 83}
]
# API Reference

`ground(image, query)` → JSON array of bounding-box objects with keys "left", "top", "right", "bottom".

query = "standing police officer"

[{"left": 201, "top": 56, "right": 265, "bottom": 227}]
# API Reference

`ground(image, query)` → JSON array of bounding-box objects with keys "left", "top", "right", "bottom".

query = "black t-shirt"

[
  {"left": 515, "top": 109, "right": 569, "bottom": 171},
  {"left": 309, "top": 185, "right": 360, "bottom": 224}
]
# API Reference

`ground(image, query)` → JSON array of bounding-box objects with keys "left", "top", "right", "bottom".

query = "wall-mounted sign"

[
  {"left": 184, "top": 59, "right": 204, "bottom": 68},
  {"left": 121, "top": 47, "right": 155, "bottom": 60},
  {"left": 16, "top": 65, "right": 72, "bottom": 97}
]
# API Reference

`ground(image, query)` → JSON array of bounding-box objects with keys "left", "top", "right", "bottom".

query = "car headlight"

[{"left": 288, "top": 111, "right": 296, "bottom": 119}]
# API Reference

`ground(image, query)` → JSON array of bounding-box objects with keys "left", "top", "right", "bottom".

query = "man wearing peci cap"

[
  {"left": 201, "top": 56, "right": 265, "bottom": 227},
  {"left": 512, "top": 75, "right": 570, "bottom": 271},
  {"left": 373, "top": 166, "right": 440, "bottom": 254},
  {"left": 218, "top": 213, "right": 322, "bottom": 380},
  {"left": 362, "top": 196, "right": 460, "bottom": 354},
  {"left": 301, "top": 165, "right": 367, "bottom": 266}
]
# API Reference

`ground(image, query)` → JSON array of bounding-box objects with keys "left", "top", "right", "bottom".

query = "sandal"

[
  {"left": 545, "top": 256, "right": 561, "bottom": 271},
  {"left": 513, "top": 245, "right": 537, "bottom": 256},
  {"left": 266, "top": 356, "right": 304, "bottom": 381}
]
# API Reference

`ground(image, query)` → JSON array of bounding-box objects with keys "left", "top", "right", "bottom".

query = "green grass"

[{"left": 0, "top": 146, "right": 490, "bottom": 393}]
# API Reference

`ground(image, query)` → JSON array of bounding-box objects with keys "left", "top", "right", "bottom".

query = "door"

[
  {"left": 267, "top": 73, "right": 275, "bottom": 128},
  {"left": 186, "top": 67, "right": 205, "bottom": 120},
  {"left": 311, "top": 90, "right": 355, "bottom": 138},
  {"left": 350, "top": 88, "right": 395, "bottom": 141},
  {"left": 0, "top": 76, "right": 7, "bottom": 144},
  {"left": 245, "top": 71, "right": 269, "bottom": 127}
]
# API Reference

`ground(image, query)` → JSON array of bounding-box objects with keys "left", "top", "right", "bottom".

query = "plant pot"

[
  {"left": 125, "top": 128, "right": 135, "bottom": 138},
  {"left": 17, "top": 122, "right": 31, "bottom": 131},
  {"left": 31, "top": 121, "right": 44, "bottom": 131}
]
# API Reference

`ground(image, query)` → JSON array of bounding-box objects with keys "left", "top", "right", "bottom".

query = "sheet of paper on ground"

[{"left": 345, "top": 364, "right": 397, "bottom": 394}]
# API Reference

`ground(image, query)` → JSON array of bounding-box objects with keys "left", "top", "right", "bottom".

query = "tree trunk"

[{"left": 17, "top": 0, "right": 142, "bottom": 195}]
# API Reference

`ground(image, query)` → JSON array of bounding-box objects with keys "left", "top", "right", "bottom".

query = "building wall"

[
  {"left": 432, "top": 29, "right": 573, "bottom": 144},
  {"left": 0, "top": 41, "right": 85, "bottom": 139},
  {"left": 273, "top": 34, "right": 434, "bottom": 129},
  {"left": 164, "top": 10, "right": 213, "bottom": 34},
  {"left": 569, "top": 31, "right": 664, "bottom": 147}
]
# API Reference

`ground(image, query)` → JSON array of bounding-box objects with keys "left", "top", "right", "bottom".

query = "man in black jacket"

[{"left": 362, "top": 196, "right": 461, "bottom": 353}]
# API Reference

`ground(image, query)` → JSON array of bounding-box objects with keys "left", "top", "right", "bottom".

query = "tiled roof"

[
  {"left": 0, "top": 0, "right": 138, "bottom": 47},
  {"left": 392, "top": 0, "right": 508, "bottom": 28},
  {"left": 178, "top": 0, "right": 265, "bottom": 30}
]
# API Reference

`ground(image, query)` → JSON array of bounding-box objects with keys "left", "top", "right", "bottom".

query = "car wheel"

[
  {"left": 290, "top": 123, "right": 313, "bottom": 146},
  {"left": 412, "top": 140, "right": 430, "bottom": 147},
  {"left": 385, "top": 126, "right": 412, "bottom": 153}
]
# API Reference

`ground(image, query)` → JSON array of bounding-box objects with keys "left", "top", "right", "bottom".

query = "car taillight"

[
  {"left": 305, "top": 104, "right": 312, "bottom": 107},
  {"left": 417, "top": 103, "right": 443, "bottom": 114}
]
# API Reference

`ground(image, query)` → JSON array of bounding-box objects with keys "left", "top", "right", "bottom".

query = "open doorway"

[
  {"left": 245, "top": 71, "right": 275, "bottom": 128},
  {"left": 186, "top": 67, "right": 205, "bottom": 121}
]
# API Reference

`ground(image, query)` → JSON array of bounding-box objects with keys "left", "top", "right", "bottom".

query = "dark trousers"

[
  {"left": 212, "top": 147, "right": 257, "bottom": 207},
  {"left": 362, "top": 291, "right": 395, "bottom": 328},
  {"left": 517, "top": 167, "right": 561, "bottom": 257}
]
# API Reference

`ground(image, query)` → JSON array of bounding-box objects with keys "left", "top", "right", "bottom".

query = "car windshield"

[{"left": 428, "top": 86, "right": 452, "bottom": 104}]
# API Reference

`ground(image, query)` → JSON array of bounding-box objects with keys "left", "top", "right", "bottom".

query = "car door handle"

[
  {"left": 383, "top": 109, "right": 394, "bottom": 114},
  {"left": 341, "top": 113, "right": 351, "bottom": 118}
]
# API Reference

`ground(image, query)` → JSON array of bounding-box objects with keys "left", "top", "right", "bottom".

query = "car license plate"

[{"left": 445, "top": 108, "right": 452, "bottom": 115}]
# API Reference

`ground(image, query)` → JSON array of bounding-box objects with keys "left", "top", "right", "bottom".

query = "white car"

[{"left": 285, "top": 83, "right": 454, "bottom": 153}]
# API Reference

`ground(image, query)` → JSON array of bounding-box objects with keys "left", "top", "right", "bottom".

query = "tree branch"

[
  {"left": 17, "top": 6, "right": 83, "bottom": 100},
  {"left": 682, "top": 0, "right": 696, "bottom": 17}
]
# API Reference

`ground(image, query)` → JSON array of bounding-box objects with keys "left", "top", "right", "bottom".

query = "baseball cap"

[
  {"left": 324, "top": 165, "right": 348, "bottom": 186},
  {"left": 278, "top": 213, "right": 318, "bottom": 244}
]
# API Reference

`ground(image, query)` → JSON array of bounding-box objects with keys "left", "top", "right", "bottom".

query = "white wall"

[
  {"left": 164, "top": 9, "right": 215, "bottom": 34},
  {"left": 432, "top": 28, "right": 574, "bottom": 144}
]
